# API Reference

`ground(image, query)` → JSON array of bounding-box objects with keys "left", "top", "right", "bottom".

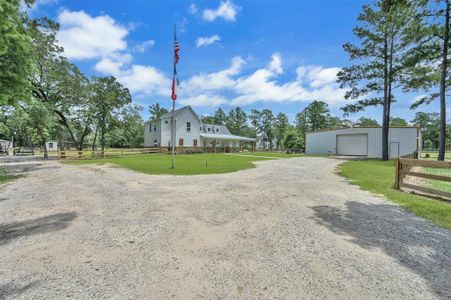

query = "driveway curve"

[{"left": 0, "top": 157, "right": 450, "bottom": 299}]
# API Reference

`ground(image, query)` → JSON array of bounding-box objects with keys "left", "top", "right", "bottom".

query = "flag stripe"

[{"left": 172, "top": 28, "right": 180, "bottom": 101}]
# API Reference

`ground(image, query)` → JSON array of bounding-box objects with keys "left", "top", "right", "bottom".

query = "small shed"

[
  {"left": 305, "top": 127, "right": 421, "bottom": 158},
  {"left": 0, "top": 139, "right": 11, "bottom": 153},
  {"left": 46, "top": 141, "right": 58, "bottom": 151}
]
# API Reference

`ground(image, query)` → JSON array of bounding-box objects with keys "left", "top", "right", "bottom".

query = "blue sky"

[{"left": 30, "top": 0, "right": 440, "bottom": 124}]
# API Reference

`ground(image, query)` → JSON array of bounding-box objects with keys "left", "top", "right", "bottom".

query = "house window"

[
  {"left": 179, "top": 138, "right": 184, "bottom": 146},
  {"left": 193, "top": 139, "right": 198, "bottom": 147},
  {"left": 216, "top": 128, "right": 219, "bottom": 133},
  {"left": 149, "top": 124, "right": 152, "bottom": 132},
  {"left": 187, "top": 122, "right": 191, "bottom": 132},
  {"left": 154, "top": 124, "right": 157, "bottom": 131},
  {"left": 165, "top": 120, "right": 168, "bottom": 124},
  {"left": 153, "top": 139, "right": 158, "bottom": 146},
  {"left": 48, "top": 142, "right": 53, "bottom": 148},
  {"left": 208, "top": 127, "right": 211, "bottom": 132}
]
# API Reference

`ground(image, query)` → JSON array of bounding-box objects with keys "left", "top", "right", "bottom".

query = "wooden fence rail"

[
  {"left": 395, "top": 158, "right": 451, "bottom": 200},
  {"left": 58, "top": 147, "right": 162, "bottom": 160}
]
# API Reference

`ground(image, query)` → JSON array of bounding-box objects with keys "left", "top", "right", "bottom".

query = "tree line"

[
  {"left": 150, "top": 100, "right": 434, "bottom": 151},
  {"left": 0, "top": 1, "right": 144, "bottom": 156}
]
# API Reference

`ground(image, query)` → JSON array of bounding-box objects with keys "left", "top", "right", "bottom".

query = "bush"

[{"left": 282, "top": 128, "right": 304, "bottom": 150}]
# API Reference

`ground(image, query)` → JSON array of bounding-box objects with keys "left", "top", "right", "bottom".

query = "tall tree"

[
  {"left": 282, "top": 126, "right": 304, "bottom": 150},
  {"left": 0, "top": 0, "right": 33, "bottom": 106},
  {"left": 213, "top": 108, "right": 227, "bottom": 125},
  {"left": 226, "top": 107, "right": 247, "bottom": 136},
  {"left": 91, "top": 76, "right": 132, "bottom": 152},
  {"left": 249, "top": 109, "right": 261, "bottom": 132},
  {"left": 296, "top": 101, "right": 331, "bottom": 133},
  {"left": 274, "top": 112, "right": 289, "bottom": 150},
  {"left": 390, "top": 116, "right": 408, "bottom": 126},
  {"left": 411, "top": 112, "right": 440, "bottom": 147},
  {"left": 27, "top": 100, "right": 57, "bottom": 158},
  {"left": 338, "top": 0, "right": 415, "bottom": 160},
  {"left": 260, "top": 109, "right": 275, "bottom": 149},
  {"left": 403, "top": 0, "right": 450, "bottom": 160},
  {"left": 201, "top": 115, "right": 214, "bottom": 124},
  {"left": 107, "top": 104, "right": 144, "bottom": 148},
  {"left": 29, "top": 18, "right": 92, "bottom": 150},
  {"left": 356, "top": 117, "right": 380, "bottom": 126},
  {"left": 148, "top": 103, "right": 168, "bottom": 119}
]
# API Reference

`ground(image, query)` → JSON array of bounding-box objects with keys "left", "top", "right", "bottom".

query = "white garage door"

[{"left": 337, "top": 134, "right": 368, "bottom": 156}]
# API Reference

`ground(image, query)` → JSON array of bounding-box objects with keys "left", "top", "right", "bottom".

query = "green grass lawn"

[
  {"left": 420, "top": 151, "right": 451, "bottom": 160},
  {"left": 237, "top": 151, "right": 305, "bottom": 158},
  {"left": 425, "top": 167, "right": 451, "bottom": 193},
  {"left": 0, "top": 169, "right": 16, "bottom": 185},
  {"left": 339, "top": 160, "right": 451, "bottom": 230},
  {"left": 66, "top": 153, "right": 275, "bottom": 175}
]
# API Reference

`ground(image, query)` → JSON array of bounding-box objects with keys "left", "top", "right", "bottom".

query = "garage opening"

[{"left": 336, "top": 134, "right": 368, "bottom": 156}]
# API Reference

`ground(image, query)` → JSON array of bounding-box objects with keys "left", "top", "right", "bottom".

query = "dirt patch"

[{"left": 0, "top": 158, "right": 450, "bottom": 299}]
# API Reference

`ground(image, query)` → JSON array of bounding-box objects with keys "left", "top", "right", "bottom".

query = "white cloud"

[
  {"left": 189, "top": 3, "right": 198, "bottom": 14},
  {"left": 181, "top": 56, "right": 244, "bottom": 97},
  {"left": 196, "top": 35, "right": 221, "bottom": 47},
  {"left": 95, "top": 58, "right": 123, "bottom": 76},
  {"left": 202, "top": 0, "right": 240, "bottom": 22},
  {"left": 267, "top": 53, "right": 283, "bottom": 74},
  {"left": 133, "top": 39, "right": 155, "bottom": 53},
  {"left": 57, "top": 10, "right": 128, "bottom": 60},
  {"left": 117, "top": 65, "right": 171, "bottom": 97},
  {"left": 296, "top": 66, "right": 341, "bottom": 88},
  {"left": 178, "top": 54, "right": 346, "bottom": 108},
  {"left": 180, "top": 94, "right": 228, "bottom": 107}
]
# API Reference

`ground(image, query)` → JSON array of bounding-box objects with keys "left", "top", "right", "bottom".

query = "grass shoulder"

[
  {"left": 338, "top": 159, "right": 451, "bottom": 230},
  {"left": 65, "top": 153, "right": 275, "bottom": 175},
  {"left": 0, "top": 169, "right": 17, "bottom": 185}
]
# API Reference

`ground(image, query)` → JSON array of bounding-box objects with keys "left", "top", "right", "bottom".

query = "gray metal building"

[{"left": 305, "top": 127, "right": 421, "bottom": 158}]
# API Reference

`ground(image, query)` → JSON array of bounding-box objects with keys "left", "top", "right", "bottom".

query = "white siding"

[
  {"left": 306, "top": 127, "right": 419, "bottom": 158},
  {"left": 161, "top": 117, "right": 172, "bottom": 147},
  {"left": 174, "top": 109, "right": 201, "bottom": 147},
  {"left": 46, "top": 141, "right": 58, "bottom": 151},
  {"left": 143, "top": 120, "right": 162, "bottom": 147}
]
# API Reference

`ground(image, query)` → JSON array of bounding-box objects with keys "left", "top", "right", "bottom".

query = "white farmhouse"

[
  {"left": 306, "top": 127, "right": 421, "bottom": 158},
  {"left": 144, "top": 106, "right": 256, "bottom": 151}
]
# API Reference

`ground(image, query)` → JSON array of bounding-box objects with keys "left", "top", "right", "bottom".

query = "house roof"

[
  {"left": 200, "top": 133, "right": 256, "bottom": 142},
  {"left": 145, "top": 106, "right": 201, "bottom": 123},
  {"left": 201, "top": 124, "right": 231, "bottom": 135}
]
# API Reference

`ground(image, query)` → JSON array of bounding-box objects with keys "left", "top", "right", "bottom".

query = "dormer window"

[
  {"left": 187, "top": 122, "right": 191, "bottom": 132},
  {"left": 208, "top": 127, "right": 211, "bottom": 132},
  {"left": 216, "top": 128, "right": 219, "bottom": 133}
]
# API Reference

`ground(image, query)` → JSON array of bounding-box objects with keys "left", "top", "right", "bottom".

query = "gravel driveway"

[{"left": 0, "top": 157, "right": 450, "bottom": 299}]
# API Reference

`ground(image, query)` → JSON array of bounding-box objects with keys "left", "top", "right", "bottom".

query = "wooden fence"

[
  {"left": 58, "top": 147, "right": 161, "bottom": 160},
  {"left": 395, "top": 158, "right": 451, "bottom": 200}
]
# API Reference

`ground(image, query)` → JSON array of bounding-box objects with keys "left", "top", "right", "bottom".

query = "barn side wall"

[{"left": 305, "top": 127, "right": 419, "bottom": 158}]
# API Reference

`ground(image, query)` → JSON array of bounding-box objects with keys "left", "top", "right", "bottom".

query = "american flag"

[{"left": 172, "top": 28, "right": 180, "bottom": 101}]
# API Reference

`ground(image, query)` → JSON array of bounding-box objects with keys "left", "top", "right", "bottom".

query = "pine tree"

[{"left": 338, "top": 0, "right": 415, "bottom": 160}]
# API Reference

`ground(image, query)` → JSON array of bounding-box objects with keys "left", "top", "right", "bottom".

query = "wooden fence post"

[{"left": 394, "top": 159, "right": 400, "bottom": 189}]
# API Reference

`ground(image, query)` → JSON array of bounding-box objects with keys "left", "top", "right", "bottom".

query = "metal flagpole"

[
  {"left": 171, "top": 93, "right": 175, "bottom": 169},
  {"left": 171, "top": 24, "right": 176, "bottom": 169}
]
